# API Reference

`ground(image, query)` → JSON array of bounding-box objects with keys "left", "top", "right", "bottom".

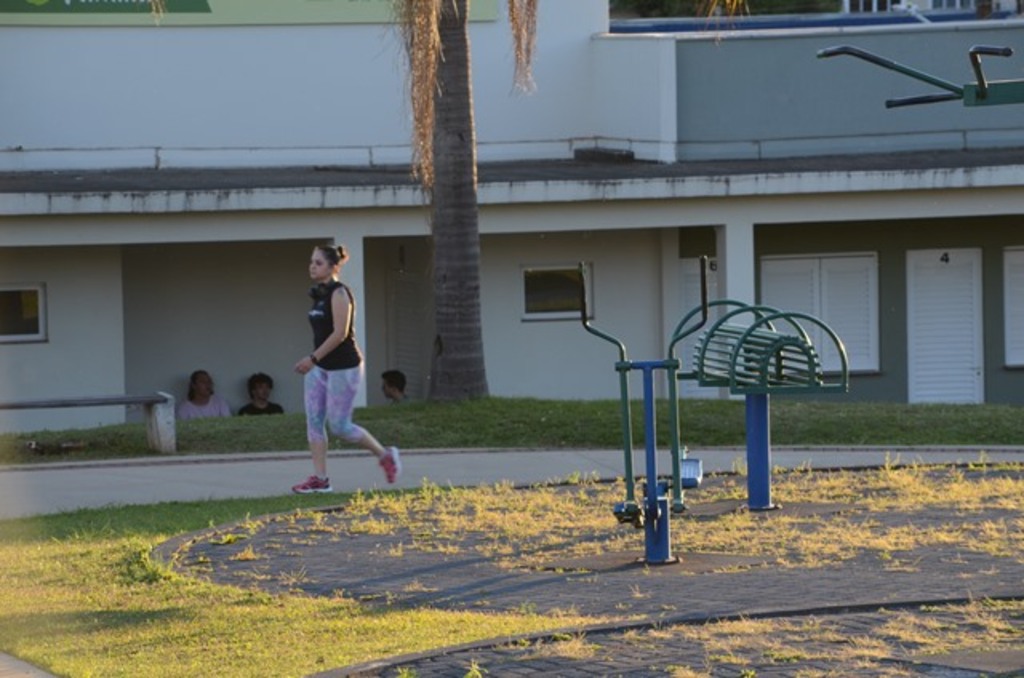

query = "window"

[
  {"left": 0, "top": 284, "right": 47, "bottom": 343},
  {"left": 845, "top": 0, "right": 890, "bottom": 12},
  {"left": 760, "top": 254, "right": 879, "bottom": 373},
  {"left": 1004, "top": 248, "right": 1024, "bottom": 367},
  {"left": 522, "top": 263, "right": 592, "bottom": 321}
]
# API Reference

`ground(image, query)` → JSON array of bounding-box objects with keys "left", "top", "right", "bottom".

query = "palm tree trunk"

[{"left": 428, "top": 0, "right": 489, "bottom": 400}]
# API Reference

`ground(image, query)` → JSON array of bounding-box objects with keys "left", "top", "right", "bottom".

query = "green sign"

[
  {"left": 0, "top": 0, "right": 210, "bottom": 14},
  {"left": 0, "top": 0, "right": 498, "bottom": 25}
]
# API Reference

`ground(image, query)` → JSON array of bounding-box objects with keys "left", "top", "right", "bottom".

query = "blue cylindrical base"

[
  {"left": 745, "top": 394, "right": 775, "bottom": 511},
  {"left": 643, "top": 483, "right": 674, "bottom": 564}
]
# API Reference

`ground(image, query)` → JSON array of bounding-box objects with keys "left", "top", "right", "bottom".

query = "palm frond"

[
  {"left": 397, "top": 0, "right": 443, "bottom": 189},
  {"left": 508, "top": 0, "right": 538, "bottom": 93}
]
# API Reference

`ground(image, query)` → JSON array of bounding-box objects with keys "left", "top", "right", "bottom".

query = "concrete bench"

[{"left": 0, "top": 393, "right": 177, "bottom": 454}]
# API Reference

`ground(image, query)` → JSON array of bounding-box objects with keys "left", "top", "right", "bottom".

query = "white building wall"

[
  {"left": 0, "top": 246, "right": 126, "bottom": 432},
  {"left": 112, "top": 208, "right": 417, "bottom": 417},
  {"left": 473, "top": 0, "right": 609, "bottom": 160},
  {"left": 590, "top": 34, "right": 680, "bottom": 161},
  {"left": 0, "top": 0, "right": 608, "bottom": 171},
  {"left": 669, "top": 22, "right": 1024, "bottom": 161},
  {"left": 122, "top": 240, "right": 317, "bottom": 417},
  {"left": 480, "top": 229, "right": 665, "bottom": 400}
]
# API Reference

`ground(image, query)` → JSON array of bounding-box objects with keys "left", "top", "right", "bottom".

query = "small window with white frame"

[
  {"left": 522, "top": 263, "right": 592, "bottom": 321},
  {"left": 0, "top": 283, "right": 47, "bottom": 343}
]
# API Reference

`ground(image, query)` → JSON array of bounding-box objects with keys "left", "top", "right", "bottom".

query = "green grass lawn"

[
  {"left": 0, "top": 494, "right": 606, "bottom": 677},
  {"left": 3, "top": 397, "right": 1024, "bottom": 465}
]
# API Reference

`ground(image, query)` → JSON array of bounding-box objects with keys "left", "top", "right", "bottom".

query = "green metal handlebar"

[
  {"left": 818, "top": 43, "right": 1018, "bottom": 108},
  {"left": 970, "top": 44, "right": 1014, "bottom": 100},
  {"left": 578, "top": 262, "right": 628, "bottom": 363},
  {"left": 817, "top": 44, "right": 962, "bottom": 94}
]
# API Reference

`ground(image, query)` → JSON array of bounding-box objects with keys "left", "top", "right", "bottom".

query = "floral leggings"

[{"left": 304, "top": 364, "right": 368, "bottom": 445}]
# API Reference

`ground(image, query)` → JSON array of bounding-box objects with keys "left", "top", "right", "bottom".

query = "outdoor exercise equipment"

[
  {"left": 678, "top": 301, "right": 849, "bottom": 510},
  {"left": 817, "top": 44, "right": 1023, "bottom": 108},
  {"left": 578, "top": 257, "right": 709, "bottom": 565}
]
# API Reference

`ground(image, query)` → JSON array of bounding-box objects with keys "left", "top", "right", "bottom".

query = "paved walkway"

[
  {"left": 4, "top": 445, "right": 1024, "bottom": 520},
  {"left": 3, "top": 446, "right": 1024, "bottom": 677}
]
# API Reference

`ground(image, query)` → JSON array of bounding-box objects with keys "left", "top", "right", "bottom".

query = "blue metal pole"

[
  {"left": 745, "top": 393, "right": 775, "bottom": 511},
  {"left": 640, "top": 362, "right": 672, "bottom": 563}
]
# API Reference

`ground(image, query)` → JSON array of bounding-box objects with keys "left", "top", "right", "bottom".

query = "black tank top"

[{"left": 308, "top": 281, "right": 362, "bottom": 370}]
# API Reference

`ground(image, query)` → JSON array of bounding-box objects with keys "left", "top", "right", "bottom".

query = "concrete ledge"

[
  {"left": 145, "top": 392, "right": 176, "bottom": 454},
  {"left": 0, "top": 393, "right": 177, "bottom": 454}
]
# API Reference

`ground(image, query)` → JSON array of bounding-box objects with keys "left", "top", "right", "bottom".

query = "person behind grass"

[
  {"left": 381, "top": 369, "right": 407, "bottom": 404},
  {"left": 291, "top": 243, "right": 401, "bottom": 494},
  {"left": 176, "top": 369, "right": 232, "bottom": 421},
  {"left": 238, "top": 372, "right": 284, "bottom": 416}
]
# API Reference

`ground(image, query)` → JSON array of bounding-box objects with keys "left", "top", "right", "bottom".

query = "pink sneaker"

[
  {"left": 379, "top": 447, "right": 401, "bottom": 484},
  {"left": 292, "top": 475, "right": 332, "bottom": 494}
]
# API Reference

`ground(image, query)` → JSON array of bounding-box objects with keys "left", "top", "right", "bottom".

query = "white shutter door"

[
  {"left": 762, "top": 255, "right": 878, "bottom": 374},
  {"left": 760, "top": 258, "right": 821, "bottom": 362},
  {"left": 679, "top": 257, "right": 718, "bottom": 399},
  {"left": 907, "top": 248, "right": 984, "bottom": 403},
  {"left": 760, "top": 258, "right": 819, "bottom": 316},
  {"left": 821, "top": 256, "right": 878, "bottom": 372},
  {"left": 1004, "top": 249, "right": 1024, "bottom": 367}
]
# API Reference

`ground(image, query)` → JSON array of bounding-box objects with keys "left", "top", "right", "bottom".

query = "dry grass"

[
  {"left": 523, "top": 632, "right": 602, "bottom": 660},
  {"left": 658, "top": 598, "right": 1024, "bottom": 673},
  {"left": 189, "top": 463, "right": 1024, "bottom": 576},
  {"left": 493, "top": 595, "right": 1024, "bottom": 676}
]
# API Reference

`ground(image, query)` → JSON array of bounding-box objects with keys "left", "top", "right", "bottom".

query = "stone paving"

[{"left": 155, "top": 466, "right": 1024, "bottom": 677}]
